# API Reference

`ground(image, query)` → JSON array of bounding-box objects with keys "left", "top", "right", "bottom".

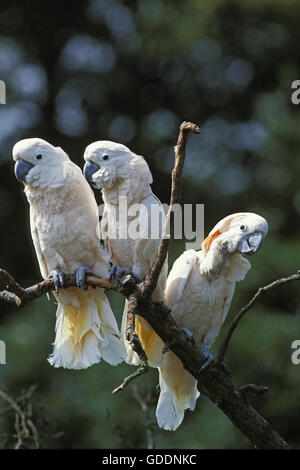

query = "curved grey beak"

[
  {"left": 83, "top": 161, "right": 100, "bottom": 188},
  {"left": 238, "top": 231, "right": 264, "bottom": 255},
  {"left": 14, "top": 159, "right": 34, "bottom": 183}
]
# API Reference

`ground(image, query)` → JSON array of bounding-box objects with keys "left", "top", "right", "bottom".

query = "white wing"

[
  {"left": 29, "top": 208, "right": 48, "bottom": 279},
  {"left": 133, "top": 193, "right": 166, "bottom": 283},
  {"left": 165, "top": 250, "right": 198, "bottom": 308}
]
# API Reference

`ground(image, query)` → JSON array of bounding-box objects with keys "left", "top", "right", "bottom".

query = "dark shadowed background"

[{"left": 0, "top": 0, "right": 300, "bottom": 449}]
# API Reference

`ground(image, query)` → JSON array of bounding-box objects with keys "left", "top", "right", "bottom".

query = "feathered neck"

[
  {"left": 24, "top": 178, "right": 77, "bottom": 214},
  {"left": 102, "top": 171, "right": 152, "bottom": 205},
  {"left": 25, "top": 159, "right": 80, "bottom": 190}
]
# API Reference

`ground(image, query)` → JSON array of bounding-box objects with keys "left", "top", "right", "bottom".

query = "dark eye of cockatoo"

[
  {"left": 240, "top": 225, "right": 245, "bottom": 230},
  {"left": 103, "top": 155, "right": 109, "bottom": 160},
  {"left": 36, "top": 154, "right": 43, "bottom": 160}
]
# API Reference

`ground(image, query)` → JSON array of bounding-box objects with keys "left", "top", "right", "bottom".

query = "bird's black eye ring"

[
  {"left": 240, "top": 225, "right": 245, "bottom": 230},
  {"left": 36, "top": 154, "right": 43, "bottom": 160},
  {"left": 103, "top": 155, "right": 109, "bottom": 160}
]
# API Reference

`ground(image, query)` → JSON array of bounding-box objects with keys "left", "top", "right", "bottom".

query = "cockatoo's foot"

[
  {"left": 75, "top": 265, "right": 94, "bottom": 291},
  {"left": 110, "top": 265, "right": 142, "bottom": 286},
  {"left": 181, "top": 328, "right": 195, "bottom": 348},
  {"left": 181, "top": 328, "right": 194, "bottom": 338},
  {"left": 199, "top": 344, "right": 213, "bottom": 372},
  {"left": 49, "top": 269, "right": 65, "bottom": 292}
]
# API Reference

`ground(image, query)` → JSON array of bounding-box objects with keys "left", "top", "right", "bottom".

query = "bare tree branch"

[
  {"left": 216, "top": 271, "right": 300, "bottom": 366},
  {"left": 0, "top": 268, "right": 113, "bottom": 307},
  {"left": 132, "top": 384, "right": 156, "bottom": 449},
  {"left": 0, "top": 254, "right": 294, "bottom": 449},
  {"left": 141, "top": 121, "right": 201, "bottom": 299},
  {"left": 239, "top": 384, "right": 269, "bottom": 404},
  {"left": 0, "top": 386, "right": 40, "bottom": 449},
  {"left": 116, "top": 121, "right": 200, "bottom": 391},
  {"left": 112, "top": 295, "right": 148, "bottom": 394}
]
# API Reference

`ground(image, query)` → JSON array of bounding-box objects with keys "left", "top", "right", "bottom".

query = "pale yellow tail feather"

[
  {"left": 48, "top": 287, "right": 126, "bottom": 369},
  {"left": 121, "top": 299, "right": 165, "bottom": 367},
  {"left": 156, "top": 351, "right": 200, "bottom": 431}
]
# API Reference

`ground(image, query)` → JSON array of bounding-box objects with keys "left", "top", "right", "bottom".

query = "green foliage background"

[{"left": 0, "top": 0, "right": 300, "bottom": 449}]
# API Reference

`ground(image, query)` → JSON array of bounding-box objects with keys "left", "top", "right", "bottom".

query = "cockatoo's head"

[
  {"left": 83, "top": 140, "right": 152, "bottom": 190},
  {"left": 202, "top": 212, "right": 268, "bottom": 257},
  {"left": 13, "top": 138, "right": 71, "bottom": 188}
]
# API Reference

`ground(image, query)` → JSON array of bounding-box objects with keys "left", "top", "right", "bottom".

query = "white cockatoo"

[
  {"left": 13, "top": 138, "right": 126, "bottom": 369},
  {"left": 83, "top": 141, "right": 167, "bottom": 367},
  {"left": 156, "top": 212, "right": 268, "bottom": 431}
]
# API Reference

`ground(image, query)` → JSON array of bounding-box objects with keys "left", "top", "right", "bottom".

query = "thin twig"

[
  {"left": 26, "top": 419, "right": 40, "bottom": 449},
  {"left": 216, "top": 271, "right": 300, "bottom": 366},
  {"left": 239, "top": 384, "right": 269, "bottom": 406},
  {"left": 240, "top": 384, "right": 269, "bottom": 397},
  {"left": 0, "top": 387, "right": 40, "bottom": 449},
  {"left": 0, "top": 269, "right": 27, "bottom": 299},
  {"left": 113, "top": 295, "right": 149, "bottom": 394},
  {"left": 0, "top": 389, "right": 28, "bottom": 437},
  {"left": 141, "top": 121, "right": 201, "bottom": 299},
  {"left": 132, "top": 385, "right": 155, "bottom": 449}
]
